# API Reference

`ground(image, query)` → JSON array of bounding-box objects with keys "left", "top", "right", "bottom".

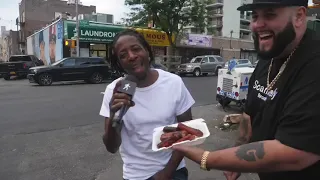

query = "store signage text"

[
  {"left": 65, "top": 22, "right": 125, "bottom": 43},
  {"left": 146, "top": 33, "right": 166, "bottom": 40},
  {"left": 80, "top": 30, "right": 117, "bottom": 38}
]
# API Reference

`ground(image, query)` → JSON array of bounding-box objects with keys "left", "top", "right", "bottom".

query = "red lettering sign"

[{"left": 146, "top": 33, "right": 166, "bottom": 40}]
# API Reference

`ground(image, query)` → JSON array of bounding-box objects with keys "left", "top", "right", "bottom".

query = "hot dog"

[
  {"left": 157, "top": 136, "right": 178, "bottom": 148},
  {"left": 160, "top": 131, "right": 189, "bottom": 141},
  {"left": 175, "top": 134, "right": 192, "bottom": 143},
  {"left": 160, "top": 131, "right": 184, "bottom": 142},
  {"left": 177, "top": 123, "right": 203, "bottom": 137},
  {"left": 188, "top": 135, "right": 196, "bottom": 140},
  {"left": 163, "top": 126, "right": 177, "bottom": 133}
]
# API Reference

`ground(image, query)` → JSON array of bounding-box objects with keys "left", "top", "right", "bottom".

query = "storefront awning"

[{"left": 131, "top": 28, "right": 174, "bottom": 47}]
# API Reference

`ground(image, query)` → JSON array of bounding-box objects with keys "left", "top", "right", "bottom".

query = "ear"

[{"left": 293, "top": 7, "right": 306, "bottom": 28}]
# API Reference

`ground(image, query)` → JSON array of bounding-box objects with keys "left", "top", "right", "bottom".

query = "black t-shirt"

[{"left": 244, "top": 29, "right": 320, "bottom": 180}]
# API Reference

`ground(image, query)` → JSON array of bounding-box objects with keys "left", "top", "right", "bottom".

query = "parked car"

[
  {"left": 27, "top": 57, "right": 117, "bottom": 86},
  {"left": 0, "top": 55, "right": 43, "bottom": 80},
  {"left": 151, "top": 62, "right": 168, "bottom": 71},
  {"left": 224, "top": 59, "right": 253, "bottom": 69},
  {"left": 177, "top": 55, "right": 225, "bottom": 77}
]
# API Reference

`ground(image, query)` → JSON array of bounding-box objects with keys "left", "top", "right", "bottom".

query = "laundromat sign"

[
  {"left": 64, "top": 21, "right": 126, "bottom": 42},
  {"left": 133, "top": 28, "right": 173, "bottom": 47}
]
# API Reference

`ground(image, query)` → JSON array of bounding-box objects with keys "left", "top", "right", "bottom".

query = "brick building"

[{"left": 17, "top": 0, "right": 96, "bottom": 53}]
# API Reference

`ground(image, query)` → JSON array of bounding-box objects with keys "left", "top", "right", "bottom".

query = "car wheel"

[
  {"left": 193, "top": 68, "right": 201, "bottom": 77},
  {"left": 90, "top": 72, "right": 103, "bottom": 84},
  {"left": 38, "top": 73, "right": 53, "bottom": 86},
  {"left": 3, "top": 75, "right": 10, "bottom": 80}
]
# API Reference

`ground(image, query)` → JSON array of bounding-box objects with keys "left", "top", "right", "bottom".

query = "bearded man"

[{"left": 172, "top": 1, "right": 320, "bottom": 180}]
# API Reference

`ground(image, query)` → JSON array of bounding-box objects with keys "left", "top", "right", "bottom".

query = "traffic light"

[
  {"left": 65, "top": 39, "right": 70, "bottom": 46},
  {"left": 64, "top": 39, "right": 76, "bottom": 48},
  {"left": 71, "top": 40, "right": 76, "bottom": 48}
]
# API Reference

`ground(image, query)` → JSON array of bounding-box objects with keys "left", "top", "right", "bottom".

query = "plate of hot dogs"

[{"left": 152, "top": 118, "right": 210, "bottom": 151}]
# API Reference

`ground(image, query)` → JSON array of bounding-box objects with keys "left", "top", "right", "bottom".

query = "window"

[
  {"left": 216, "top": 56, "right": 224, "bottom": 62},
  {"left": 202, "top": 57, "right": 209, "bottom": 63},
  {"left": 91, "top": 58, "right": 106, "bottom": 64},
  {"left": 208, "top": 57, "right": 216, "bottom": 63},
  {"left": 9, "top": 56, "right": 32, "bottom": 62},
  {"left": 238, "top": 59, "right": 249, "bottom": 64},
  {"left": 191, "top": 57, "right": 203, "bottom": 63},
  {"left": 63, "top": 59, "right": 75, "bottom": 66},
  {"left": 75, "top": 58, "right": 90, "bottom": 66}
]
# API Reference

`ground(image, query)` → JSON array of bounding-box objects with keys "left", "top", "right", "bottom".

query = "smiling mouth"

[
  {"left": 131, "top": 61, "right": 144, "bottom": 70},
  {"left": 259, "top": 32, "right": 273, "bottom": 41}
]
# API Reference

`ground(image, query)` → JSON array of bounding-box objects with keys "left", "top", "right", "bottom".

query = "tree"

[{"left": 123, "top": 0, "right": 208, "bottom": 47}]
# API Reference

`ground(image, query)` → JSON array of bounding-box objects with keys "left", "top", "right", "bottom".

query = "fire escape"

[{"left": 16, "top": 16, "right": 26, "bottom": 54}]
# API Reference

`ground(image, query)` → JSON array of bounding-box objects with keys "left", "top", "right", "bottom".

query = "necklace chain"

[{"left": 266, "top": 48, "right": 297, "bottom": 91}]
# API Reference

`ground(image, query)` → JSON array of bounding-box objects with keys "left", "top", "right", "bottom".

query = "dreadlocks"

[{"left": 110, "top": 29, "right": 154, "bottom": 75}]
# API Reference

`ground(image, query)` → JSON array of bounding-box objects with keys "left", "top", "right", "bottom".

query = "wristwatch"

[{"left": 200, "top": 151, "right": 211, "bottom": 171}]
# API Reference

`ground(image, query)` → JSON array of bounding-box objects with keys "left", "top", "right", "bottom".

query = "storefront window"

[{"left": 89, "top": 43, "right": 108, "bottom": 58}]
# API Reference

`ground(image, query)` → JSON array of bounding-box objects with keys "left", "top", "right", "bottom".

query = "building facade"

[
  {"left": 17, "top": 0, "right": 96, "bottom": 53},
  {"left": 184, "top": 0, "right": 253, "bottom": 40},
  {"left": 0, "top": 30, "right": 20, "bottom": 61},
  {"left": 26, "top": 19, "right": 172, "bottom": 65},
  {"left": 179, "top": 0, "right": 256, "bottom": 62}
]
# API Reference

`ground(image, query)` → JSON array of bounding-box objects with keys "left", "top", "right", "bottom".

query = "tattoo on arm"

[{"left": 235, "top": 142, "right": 265, "bottom": 162}]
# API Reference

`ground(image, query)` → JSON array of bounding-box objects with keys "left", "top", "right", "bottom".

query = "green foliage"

[{"left": 123, "top": 0, "right": 208, "bottom": 46}]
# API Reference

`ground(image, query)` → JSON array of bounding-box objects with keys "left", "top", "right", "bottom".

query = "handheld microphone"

[{"left": 111, "top": 75, "right": 138, "bottom": 133}]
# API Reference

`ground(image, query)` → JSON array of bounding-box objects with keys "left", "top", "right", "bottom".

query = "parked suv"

[
  {"left": 177, "top": 55, "right": 225, "bottom": 77},
  {"left": 27, "top": 57, "right": 117, "bottom": 86}
]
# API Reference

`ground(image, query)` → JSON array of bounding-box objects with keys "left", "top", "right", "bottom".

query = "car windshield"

[
  {"left": 190, "top": 57, "right": 202, "bottom": 63},
  {"left": 9, "top": 56, "right": 32, "bottom": 62},
  {"left": 51, "top": 58, "right": 66, "bottom": 66}
]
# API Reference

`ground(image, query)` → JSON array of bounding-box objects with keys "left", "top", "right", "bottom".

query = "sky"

[{"left": 0, "top": 0, "right": 315, "bottom": 32}]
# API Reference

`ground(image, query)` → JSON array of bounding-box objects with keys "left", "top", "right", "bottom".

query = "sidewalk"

[{"left": 95, "top": 104, "right": 259, "bottom": 180}]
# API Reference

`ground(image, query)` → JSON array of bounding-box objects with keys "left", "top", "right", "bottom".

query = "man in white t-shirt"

[{"left": 100, "top": 29, "right": 195, "bottom": 180}]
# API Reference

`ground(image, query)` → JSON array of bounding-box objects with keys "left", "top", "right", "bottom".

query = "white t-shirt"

[{"left": 99, "top": 69, "right": 195, "bottom": 180}]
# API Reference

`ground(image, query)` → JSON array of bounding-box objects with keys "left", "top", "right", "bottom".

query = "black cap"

[{"left": 237, "top": 0, "right": 308, "bottom": 11}]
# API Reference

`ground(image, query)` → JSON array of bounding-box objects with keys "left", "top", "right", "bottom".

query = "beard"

[{"left": 253, "top": 21, "right": 296, "bottom": 60}]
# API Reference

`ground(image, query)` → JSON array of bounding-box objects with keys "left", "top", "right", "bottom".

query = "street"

[{"left": 0, "top": 75, "right": 258, "bottom": 180}]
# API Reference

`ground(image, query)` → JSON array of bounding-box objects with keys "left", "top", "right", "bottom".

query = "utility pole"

[
  {"left": 75, "top": 0, "right": 80, "bottom": 57},
  {"left": 230, "top": 30, "right": 233, "bottom": 49}
]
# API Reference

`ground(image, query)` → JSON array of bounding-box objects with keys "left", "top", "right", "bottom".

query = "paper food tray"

[{"left": 152, "top": 118, "right": 210, "bottom": 152}]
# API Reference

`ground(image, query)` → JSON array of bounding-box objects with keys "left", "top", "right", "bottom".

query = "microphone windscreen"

[{"left": 116, "top": 75, "right": 138, "bottom": 96}]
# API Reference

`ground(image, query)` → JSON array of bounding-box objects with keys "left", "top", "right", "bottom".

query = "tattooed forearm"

[{"left": 235, "top": 142, "right": 265, "bottom": 162}]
